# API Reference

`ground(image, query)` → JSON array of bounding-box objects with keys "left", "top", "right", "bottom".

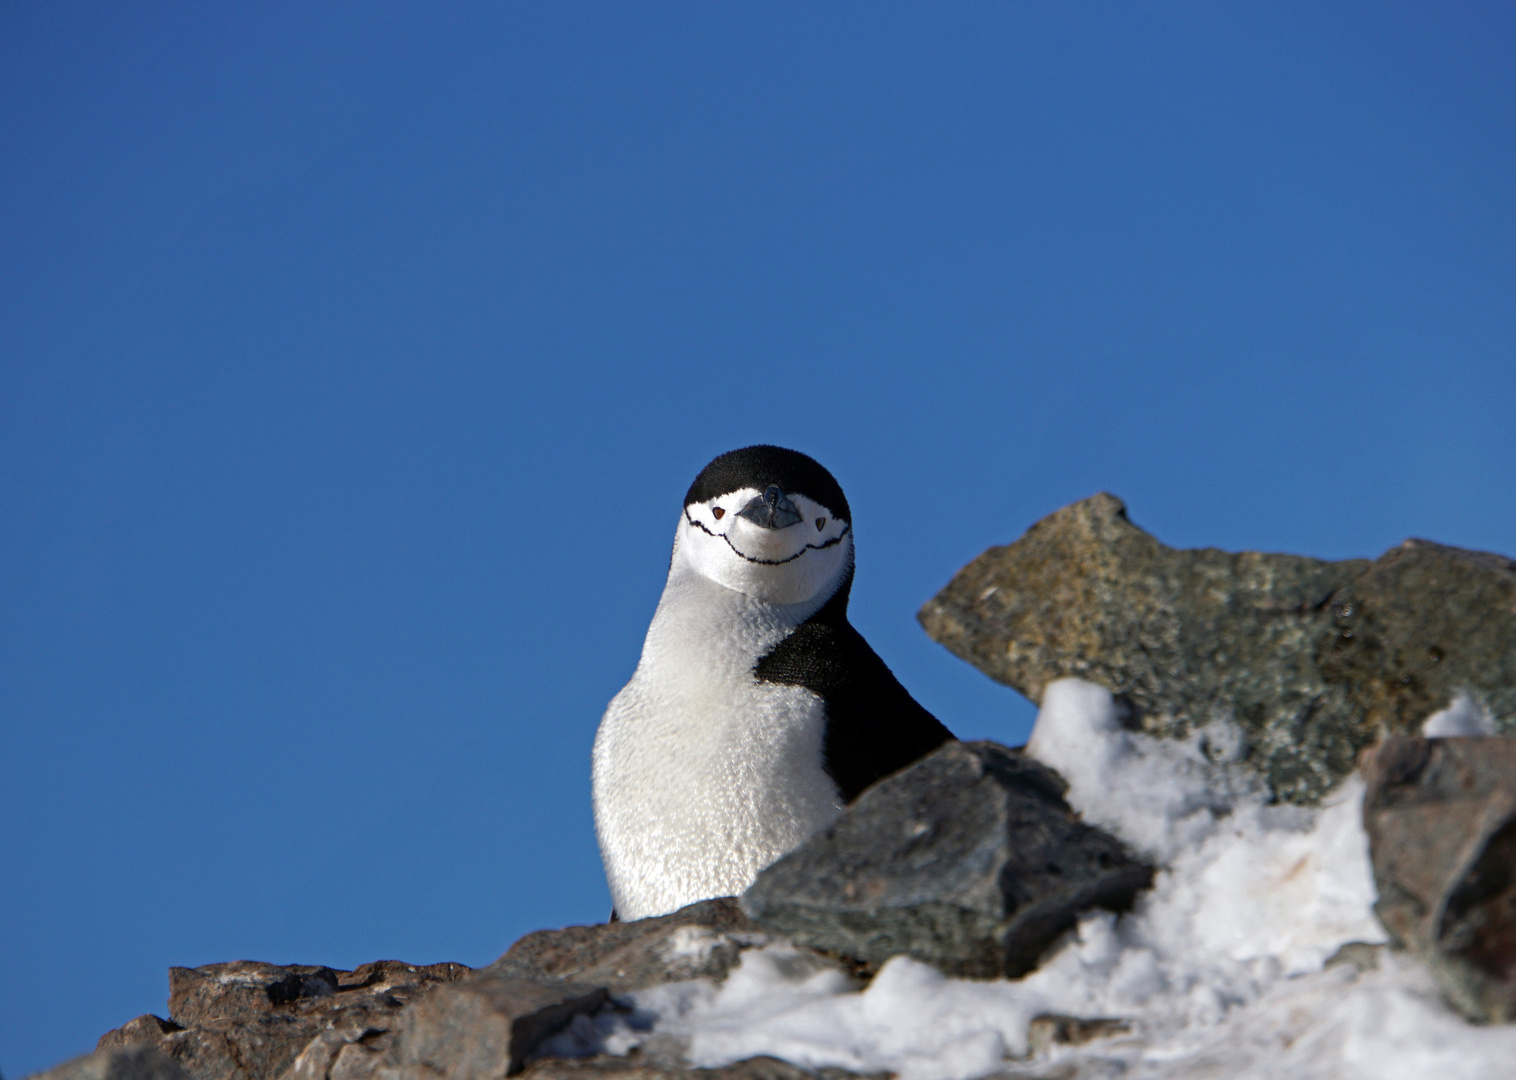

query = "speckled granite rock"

[
  {"left": 919, "top": 492, "right": 1516, "bottom": 802},
  {"left": 1363, "top": 736, "right": 1516, "bottom": 1023},
  {"left": 742, "top": 740, "right": 1153, "bottom": 978}
]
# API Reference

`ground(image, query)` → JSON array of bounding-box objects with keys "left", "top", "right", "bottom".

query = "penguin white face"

[
  {"left": 681, "top": 487, "right": 852, "bottom": 605},
  {"left": 675, "top": 446, "right": 854, "bottom": 607}
]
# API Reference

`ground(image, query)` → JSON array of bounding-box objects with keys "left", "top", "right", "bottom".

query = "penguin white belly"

[{"left": 592, "top": 579, "right": 844, "bottom": 920}]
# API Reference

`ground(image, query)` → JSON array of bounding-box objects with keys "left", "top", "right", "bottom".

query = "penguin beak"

[{"left": 736, "top": 485, "right": 803, "bottom": 530}]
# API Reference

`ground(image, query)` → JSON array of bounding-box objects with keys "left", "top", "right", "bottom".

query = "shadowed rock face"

[
  {"left": 919, "top": 493, "right": 1516, "bottom": 803},
  {"left": 29, "top": 1048, "right": 190, "bottom": 1080},
  {"left": 742, "top": 741, "right": 1153, "bottom": 978},
  {"left": 1363, "top": 736, "right": 1516, "bottom": 1024}
]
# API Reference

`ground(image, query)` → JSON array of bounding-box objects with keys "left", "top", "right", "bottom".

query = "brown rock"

[
  {"left": 396, "top": 974, "right": 609, "bottom": 1078},
  {"left": 1362, "top": 736, "right": 1516, "bottom": 1022},
  {"left": 95, "top": 961, "right": 472, "bottom": 1080},
  {"left": 920, "top": 493, "right": 1516, "bottom": 802},
  {"left": 277, "top": 1028, "right": 392, "bottom": 1080},
  {"left": 1320, "top": 540, "right": 1516, "bottom": 742},
  {"left": 97, "top": 1018, "right": 186, "bottom": 1054},
  {"left": 29, "top": 1048, "right": 190, "bottom": 1080},
  {"left": 99, "top": 1015, "right": 301, "bottom": 1080},
  {"left": 489, "top": 899, "right": 768, "bottom": 993},
  {"left": 168, "top": 964, "right": 341, "bottom": 1028}
]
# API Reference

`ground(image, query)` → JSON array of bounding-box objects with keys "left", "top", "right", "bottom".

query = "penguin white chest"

[{"left": 592, "top": 578, "right": 844, "bottom": 920}]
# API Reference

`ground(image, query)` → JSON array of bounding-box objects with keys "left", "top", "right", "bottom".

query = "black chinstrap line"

[{"left": 684, "top": 511, "right": 851, "bottom": 566}]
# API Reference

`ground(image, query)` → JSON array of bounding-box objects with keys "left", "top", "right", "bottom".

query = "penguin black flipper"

[{"left": 753, "top": 585, "right": 954, "bottom": 804}]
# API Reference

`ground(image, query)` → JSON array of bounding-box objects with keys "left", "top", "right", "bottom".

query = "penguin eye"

[
  {"left": 712, "top": 507, "right": 725, "bottom": 520},
  {"left": 816, "top": 517, "right": 826, "bottom": 531}
]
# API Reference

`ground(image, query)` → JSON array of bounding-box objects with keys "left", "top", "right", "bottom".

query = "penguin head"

[{"left": 676, "top": 445, "right": 853, "bottom": 606}]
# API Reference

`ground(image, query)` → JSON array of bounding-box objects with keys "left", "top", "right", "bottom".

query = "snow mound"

[{"left": 587, "top": 678, "right": 1516, "bottom": 1080}]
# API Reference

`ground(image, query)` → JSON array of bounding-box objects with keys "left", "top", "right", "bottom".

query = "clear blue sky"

[{"left": 3, "top": 3, "right": 1513, "bottom": 1075}]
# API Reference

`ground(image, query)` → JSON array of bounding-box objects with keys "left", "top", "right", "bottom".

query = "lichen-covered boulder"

[{"left": 919, "top": 493, "right": 1516, "bottom": 802}]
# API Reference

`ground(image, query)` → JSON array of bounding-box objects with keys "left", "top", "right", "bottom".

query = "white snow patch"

[
  {"left": 577, "top": 678, "right": 1516, "bottom": 1079},
  {"left": 1421, "top": 689, "right": 1496, "bottom": 737}
]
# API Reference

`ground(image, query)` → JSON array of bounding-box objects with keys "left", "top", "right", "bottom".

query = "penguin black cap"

[{"left": 684, "top": 445, "right": 851, "bottom": 524}]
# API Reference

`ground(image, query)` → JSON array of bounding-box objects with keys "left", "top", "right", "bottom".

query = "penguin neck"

[{"left": 641, "top": 554, "right": 851, "bottom": 672}]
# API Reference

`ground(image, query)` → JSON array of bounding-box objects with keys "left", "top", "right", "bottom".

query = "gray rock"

[
  {"left": 741, "top": 740, "right": 1152, "bottom": 978},
  {"left": 919, "top": 492, "right": 1516, "bottom": 802},
  {"left": 490, "top": 899, "right": 770, "bottom": 994},
  {"left": 520, "top": 1059, "right": 883, "bottom": 1080},
  {"left": 29, "top": 1048, "right": 190, "bottom": 1080},
  {"left": 396, "top": 974, "right": 609, "bottom": 1079},
  {"left": 1362, "top": 736, "right": 1516, "bottom": 1023},
  {"left": 95, "top": 961, "right": 472, "bottom": 1080}
]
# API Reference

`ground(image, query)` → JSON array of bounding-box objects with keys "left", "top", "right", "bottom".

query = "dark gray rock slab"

[
  {"left": 919, "top": 492, "right": 1516, "bottom": 802},
  {"left": 28, "top": 1048, "right": 190, "bottom": 1080},
  {"left": 396, "top": 974, "right": 609, "bottom": 1079},
  {"left": 489, "top": 899, "right": 769, "bottom": 993},
  {"left": 1363, "top": 735, "right": 1516, "bottom": 1023},
  {"left": 95, "top": 961, "right": 472, "bottom": 1080},
  {"left": 741, "top": 740, "right": 1152, "bottom": 978}
]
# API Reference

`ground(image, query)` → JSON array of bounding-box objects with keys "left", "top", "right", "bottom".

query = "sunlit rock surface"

[{"left": 919, "top": 492, "right": 1516, "bottom": 802}]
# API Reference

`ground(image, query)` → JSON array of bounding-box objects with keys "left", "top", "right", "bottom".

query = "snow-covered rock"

[{"left": 572, "top": 680, "right": 1516, "bottom": 1080}]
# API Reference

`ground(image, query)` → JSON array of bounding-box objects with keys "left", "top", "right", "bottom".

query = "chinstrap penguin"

[{"left": 592, "top": 445, "right": 954, "bottom": 920}]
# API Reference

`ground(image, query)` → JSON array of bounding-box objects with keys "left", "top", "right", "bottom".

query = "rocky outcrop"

[
  {"left": 53, "top": 785, "right": 1150, "bottom": 1080},
  {"left": 36, "top": 1048, "right": 874, "bottom": 1080},
  {"left": 66, "top": 903, "right": 797, "bottom": 1080},
  {"left": 742, "top": 740, "right": 1153, "bottom": 978},
  {"left": 35, "top": 495, "right": 1516, "bottom": 1077},
  {"left": 1362, "top": 736, "right": 1516, "bottom": 1023},
  {"left": 91, "top": 961, "right": 472, "bottom": 1080},
  {"left": 919, "top": 492, "right": 1516, "bottom": 802}
]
